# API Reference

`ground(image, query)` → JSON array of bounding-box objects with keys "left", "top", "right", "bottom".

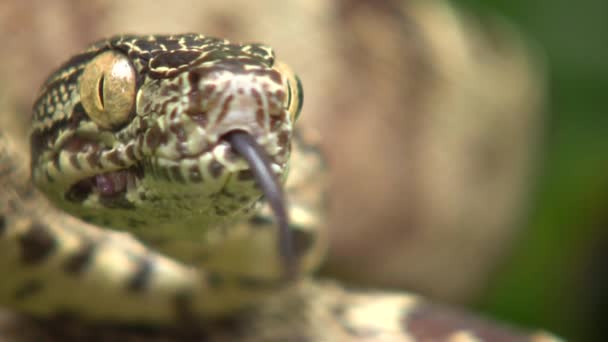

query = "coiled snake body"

[{"left": 0, "top": 10, "right": 562, "bottom": 342}]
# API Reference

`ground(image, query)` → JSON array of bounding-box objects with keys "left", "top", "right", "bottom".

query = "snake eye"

[
  {"left": 291, "top": 75, "right": 304, "bottom": 120},
  {"left": 274, "top": 62, "right": 303, "bottom": 122},
  {"left": 80, "top": 50, "right": 136, "bottom": 129}
]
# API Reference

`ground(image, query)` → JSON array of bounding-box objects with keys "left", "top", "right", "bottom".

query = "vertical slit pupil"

[{"left": 97, "top": 74, "right": 105, "bottom": 109}]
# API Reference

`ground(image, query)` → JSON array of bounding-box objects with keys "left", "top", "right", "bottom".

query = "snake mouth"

[{"left": 65, "top": 165, "right": 143, "bottom": 204}]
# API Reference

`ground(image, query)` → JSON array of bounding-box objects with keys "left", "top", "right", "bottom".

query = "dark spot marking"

[
  {"left": 14, "top": 279, "right": 44, "bottom": 301},
  {"left": 188, "top": 71, "right": 200, "bottom": 88},
  {"left": 189, "top": 165, "right": 203, "bottom": 183},
  {"left": 237, "top": 170, "right": 254, "bottom": 181},
  {"left": 267, "top": 69, "right": 282, "bottom": 84},
  {"left": 275, "top": 89, "right": 286, "bottom": 101},
  {"left": 19, "top": 223, "right": 56, "bottom": 265},
  {"left": 250, "top": 88, "right": 263, "bottom": 106},
  {"left": 0, "top": 214, "right": 5, "bottom": 235},
  {"left": 65, "top": 178, "right": 94, "bottom": 203},
  {"left": 127, "top": 256, "right": 154, "bottom": 292},
  {"left": 291, "top": 228, "right": 316, "bottom": 258},
  {"left": 249, "top": 214, "right": 273, "bottom": 227},
  {"left": 63, "top": 242, "right": 95, "bottom": 275},
  {"left": 208, "top": 160, "right": 224, "bottom": 178},
  {"left": 170, "top": 165, "right": 185, "bottom": 183}
]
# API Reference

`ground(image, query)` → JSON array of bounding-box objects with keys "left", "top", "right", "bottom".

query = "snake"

[
  {"left": 1, "top": 33, "right": 328, "bottom": 323},
  {"left": 0, "top": 7, "right": 564, "bottom": 342}
]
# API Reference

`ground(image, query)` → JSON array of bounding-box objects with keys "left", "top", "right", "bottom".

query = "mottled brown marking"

[
  {"left": 216, "top": 94, "right": 234, "bottom": 124},
  {"left": 145, "top": 125, "right": 164, "bottom": 150},
  {"left": 169, "top": 123, "right": 187, "bottom": 142},
  {"left": 19, "top": 223, "right": 57, "bottom": 265},
  {"left": 106, "top": 150, "right": 126, "bottom": 167},
  {"left": 278, "top": 131, "right": 290, "bottom": 147},
  {"left": 250, "top": 88, "right": 263, "bottom": 106},
  {"left": 68, "top": 154, "right": 81, "bottom": 170},
  {"left": 255, "top": 109, "right": 265, "bottom": 127},
  {"left": 275, "top": 89, "right": 286, "bottom": 102},
  {"left": 169, "top": 107, "right": 179, "bottom": 120},
  {"left": 85, "top": 146, "right": 102, "bottom": 169}
]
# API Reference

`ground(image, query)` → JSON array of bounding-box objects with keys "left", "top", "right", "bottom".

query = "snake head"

[{"left": 30, "top": 34, "right": 303, "bottom": 273}]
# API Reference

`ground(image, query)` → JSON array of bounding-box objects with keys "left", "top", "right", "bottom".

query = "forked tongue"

[{"left": 224, "top": 130, "right": 296, "bottom": 280}]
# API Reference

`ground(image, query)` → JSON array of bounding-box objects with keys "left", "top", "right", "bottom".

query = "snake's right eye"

[{"left": 80, "top": 50, "right": 136, "bottom": 129}]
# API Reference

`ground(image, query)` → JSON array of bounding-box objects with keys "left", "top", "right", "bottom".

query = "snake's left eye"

[{"left": 80, "top": 50, "right": 136, "bottom": 129}]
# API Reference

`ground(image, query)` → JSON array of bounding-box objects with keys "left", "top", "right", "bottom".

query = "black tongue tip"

[{"left": 224, "top": 130, "right": 297, "bottom": 280}]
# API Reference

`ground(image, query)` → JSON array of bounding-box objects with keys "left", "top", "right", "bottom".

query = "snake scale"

[{"left": 0, "top": 1, "right": 563, "bottom": 341}]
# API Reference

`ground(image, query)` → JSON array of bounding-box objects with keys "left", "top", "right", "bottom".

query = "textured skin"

[{"left": 0, "top": 1, "right": 562, "bottom": 341}]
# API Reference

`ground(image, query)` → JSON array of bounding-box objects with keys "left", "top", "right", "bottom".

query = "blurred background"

[
  {"left": 456, "top": 1, "right": 608, "bottom": 341},
  {"left": 0, "top": 0, "right": 605, "bottom": 340}
]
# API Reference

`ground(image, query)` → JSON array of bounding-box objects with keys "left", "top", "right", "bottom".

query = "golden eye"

[
  {"left": 274, "top": 62, "right": 303, "bottom": 122},
  {"left": 80, "top": 50, "right": 136, "bottom": 129}
]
